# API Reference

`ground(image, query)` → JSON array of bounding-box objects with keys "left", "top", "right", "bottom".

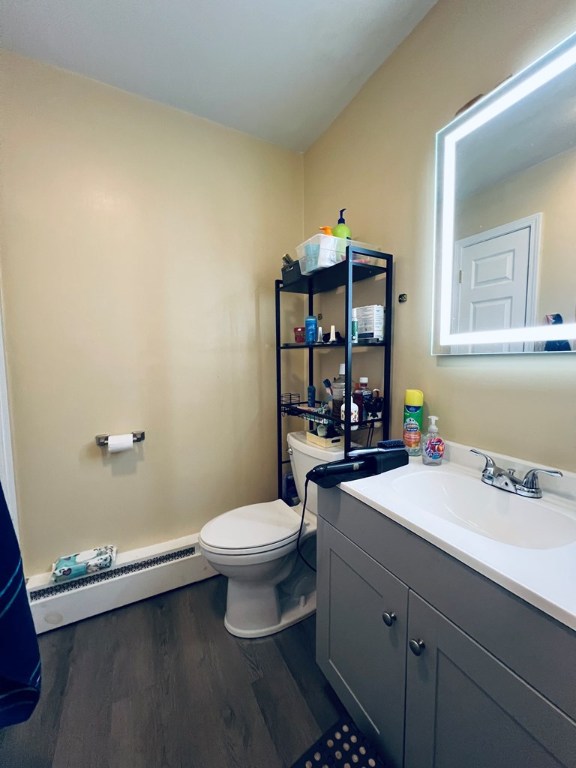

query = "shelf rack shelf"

[{"left": 275, "top": 246, "right": 393, "bottom": 498}]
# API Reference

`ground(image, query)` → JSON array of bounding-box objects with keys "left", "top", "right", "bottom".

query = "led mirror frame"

[{"left": 433, "top": 31, "right": 576, "bottom": 354}]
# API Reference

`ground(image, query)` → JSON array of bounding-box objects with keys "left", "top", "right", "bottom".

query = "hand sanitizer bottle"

[{"left": 422, "top": 415, "right": 445, "bottom": 465}]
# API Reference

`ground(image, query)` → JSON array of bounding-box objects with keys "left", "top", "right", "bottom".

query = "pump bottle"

[
  {"left": 422, "top": 415, "right": 445, "bottom": 465},
  {"left": 333, "top": 209, "right": 351, "bottom": 239}
]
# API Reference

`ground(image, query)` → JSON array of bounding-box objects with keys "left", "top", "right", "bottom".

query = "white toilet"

[{"left": 199, "top": 431, "right": 347, "bottom": 638}]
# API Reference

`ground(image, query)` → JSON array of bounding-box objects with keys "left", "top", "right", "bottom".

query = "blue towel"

[{"left": 0, "top": 482, "right": 41, "bottom": 727}]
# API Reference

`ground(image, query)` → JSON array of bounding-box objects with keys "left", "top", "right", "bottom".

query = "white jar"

[{"left": 341, "top": 397, "right": 359, "bottom": 430}]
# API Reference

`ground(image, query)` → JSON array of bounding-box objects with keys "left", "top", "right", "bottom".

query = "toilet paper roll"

[{"left": 107, "top": 433, "right": 134, "bottom": 454}]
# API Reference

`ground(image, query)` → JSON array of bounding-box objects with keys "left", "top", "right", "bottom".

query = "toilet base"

[
  {"left": 224, "top": 589, "right": 316, "bottom": 639},
  {"left": 222, "top": 533, "right": 317, "bottom": 639}
]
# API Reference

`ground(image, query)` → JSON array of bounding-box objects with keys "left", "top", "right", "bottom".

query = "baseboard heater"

[{"left": 27, "top": 534, "right": 217, "bottom": 634}]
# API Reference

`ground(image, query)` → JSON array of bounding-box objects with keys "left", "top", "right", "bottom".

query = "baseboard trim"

[{"left": 28, "top": 533, "right": 217, "bottom": 633}]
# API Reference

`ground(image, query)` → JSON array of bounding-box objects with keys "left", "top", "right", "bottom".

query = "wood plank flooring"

[{"left": 0, "top": 575, "right": 347, "bottom": 768}]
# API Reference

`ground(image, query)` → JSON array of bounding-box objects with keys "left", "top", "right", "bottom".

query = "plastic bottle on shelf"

[
  {"left": 331, "top": 364, "right": 347, "bottom": 417},
  {"left": 333, "top": 363, "right": 345, "bottom": 384},
  {"left": 305, "top": 315, "right": 317, "bottom": 345},
  {"left": 333, "top": 209, "right": 351, "bottom": 239},
  {"left": 367, "top": 388, "right": 384, "bottom": 426},
  {"left": 351, "top": 308, "right": 359, "bottom": 344},
  {"left": 332, "top": 382, "right": 345, "bottom": 419},
  {"left": 341, "top": 397, "right": 359, "bottom": 430},
  {"left": 352, "top": 383, "right": 364, "bottom": 417},
  {"left": 353, "top": 377, "right": 371, "bottom": 421},
  {"left": 307, "top": 384, "right": 316, "bottom": 408}
]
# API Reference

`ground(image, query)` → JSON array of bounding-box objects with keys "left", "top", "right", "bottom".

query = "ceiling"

[{"left": 1, "top": 0, "right": 438, "bottom": 151}]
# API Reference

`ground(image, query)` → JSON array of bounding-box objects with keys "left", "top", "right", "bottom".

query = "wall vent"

[
  {"left": 28, "top": 535, "right": 216, "bottom": 633},
  {"left": 29, "top": 546, "right": 196, "bottom": 602}
]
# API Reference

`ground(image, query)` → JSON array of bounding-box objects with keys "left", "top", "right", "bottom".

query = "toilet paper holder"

[{"left": 95, "top": 431, "right": 145, "bottom": 447}]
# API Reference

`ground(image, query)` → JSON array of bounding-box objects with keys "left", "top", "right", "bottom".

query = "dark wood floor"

[{"left": 0, "top": 575, "right": 347, "bottom": 768}]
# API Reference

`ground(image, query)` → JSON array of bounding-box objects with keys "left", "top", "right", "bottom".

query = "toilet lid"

[{"left": 200, "top": 499, "right": 302, "bottom": 554}]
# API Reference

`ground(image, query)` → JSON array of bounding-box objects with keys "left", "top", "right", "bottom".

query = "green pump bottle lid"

[{"left": 334, "top": 208, "right": 351, "bottom": 239}]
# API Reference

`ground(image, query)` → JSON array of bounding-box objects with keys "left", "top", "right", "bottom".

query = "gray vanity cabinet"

[
  {"left": 405, "top": 593, "right": 574, "bottom": 768},
  {"left": 316, "top": 487, "right": 576, "bottom": 768},
  {"left": 316, "top": 520, "right": 408, "bottom": 768}
]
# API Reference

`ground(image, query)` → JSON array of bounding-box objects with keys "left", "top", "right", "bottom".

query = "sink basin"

[
  {"left": 390, "top": 468, "right": 576, "bottom": 549},
  {"left": 339, "top": 442, "right": 576, "bottom": 629}
]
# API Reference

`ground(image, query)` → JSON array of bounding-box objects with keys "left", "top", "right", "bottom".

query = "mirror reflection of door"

[{"left": 452, "top": 214, "right": 540, "bottom": 353}]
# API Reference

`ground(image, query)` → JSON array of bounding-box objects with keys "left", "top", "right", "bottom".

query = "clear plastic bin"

[
  {"left": 296, "top": 234, "right": 345, "bottom": 275},
  {"left": 296, "top": 235, "right": 382, "bottom": 275},
  {"left": 350, "top": 243, "right": 383, "bottom": 266}
]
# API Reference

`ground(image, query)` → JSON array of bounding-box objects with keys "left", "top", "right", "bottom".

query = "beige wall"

[
  {"left": 5, "top": 0, "right": 576, "bottom": 575},
  {"left": 304, "top": 0, "right": 576, "bottom": 472},
  {"left": 0, "top": 52, "right": 303, "bottom": 574}
]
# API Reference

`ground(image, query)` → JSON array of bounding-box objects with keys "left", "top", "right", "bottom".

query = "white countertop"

[{"left": 340, "top": 443, "right": 576, "bottom": 632}]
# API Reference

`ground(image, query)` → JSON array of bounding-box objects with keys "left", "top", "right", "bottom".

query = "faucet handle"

[
  {"left": 470, "top": 448, "right": 496, "bottom": 472},
  {"left": 522, "top": 467, "right": 563, "bottom": 491}
]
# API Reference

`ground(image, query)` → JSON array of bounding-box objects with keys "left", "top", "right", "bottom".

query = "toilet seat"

[{"left": 199, "top": 499, "right": 302, "bottom": 556}]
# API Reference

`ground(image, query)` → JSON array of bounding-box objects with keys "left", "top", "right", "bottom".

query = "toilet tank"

[{"left": 287, "top": 431, "right": 347, "bottom": 515}]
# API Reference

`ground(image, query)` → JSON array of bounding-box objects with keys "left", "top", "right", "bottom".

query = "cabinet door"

[
  {"left": 405, "top": 592, "right": 576, "bottom": 768},
  {"left": 316, "top": 519, "right": 408, "bottom": 768}
]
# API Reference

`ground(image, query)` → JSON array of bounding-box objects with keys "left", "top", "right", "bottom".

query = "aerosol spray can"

[{"left": 403, "top": 389, "right": 424, "bottom": 456}]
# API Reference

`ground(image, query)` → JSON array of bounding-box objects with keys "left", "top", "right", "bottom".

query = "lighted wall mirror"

[{"left": 432, "top": 31, "right": 576, "bottom": 355}]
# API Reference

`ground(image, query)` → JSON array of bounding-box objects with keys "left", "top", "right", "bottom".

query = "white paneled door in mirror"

[{"left": 433, "top": 31, "right": 576, "bottom": 354}]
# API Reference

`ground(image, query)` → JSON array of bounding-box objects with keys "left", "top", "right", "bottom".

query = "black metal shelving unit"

[{"left": 275, "top": 246, "right": 393, "bottom": 498}]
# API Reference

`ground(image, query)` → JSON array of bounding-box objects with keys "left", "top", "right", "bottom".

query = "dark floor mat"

[{"left": 291, "top": 718, "right": 387, "bottom": 768}]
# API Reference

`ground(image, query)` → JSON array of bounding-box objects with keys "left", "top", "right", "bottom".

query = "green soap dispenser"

[{"left": 333, "top": 209, "right": 351, "bottom": 239}]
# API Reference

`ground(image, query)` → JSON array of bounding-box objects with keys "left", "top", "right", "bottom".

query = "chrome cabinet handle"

[
  {"left": 409, "top": 638, "right": 426, "bottom": 656},
  {"left": 382, "top": 611, "right": 397, "bottom": 627}
]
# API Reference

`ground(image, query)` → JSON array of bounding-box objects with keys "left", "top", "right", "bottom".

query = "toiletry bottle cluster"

[
  {"left": 295, "top": 304, "right": 383, "bottom": 347},
  {"left": 295, "top": 314, "right": 336, "bottom": 345},
  {"left": 328, "top": 366, "right": 384, "bottom": 430},
  {"left": 403, "top": 389, "right": 445, "bottom": 464}
]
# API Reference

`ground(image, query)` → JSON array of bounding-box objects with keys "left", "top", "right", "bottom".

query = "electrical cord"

[
  {"left": 296, "top": 478, "right": 316, "bottom": 572},
  {"left": 295, "top": 447, "right": 408, "bottom": 573}
]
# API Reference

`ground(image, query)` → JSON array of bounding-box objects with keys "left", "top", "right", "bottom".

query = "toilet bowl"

[{"left": 199, "top": 431, "right": 347, "bottom": 638}]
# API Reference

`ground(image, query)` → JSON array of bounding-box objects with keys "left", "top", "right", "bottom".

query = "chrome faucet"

[{"left": 470, "top": 449, "right": 563, "bottom": 499}]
